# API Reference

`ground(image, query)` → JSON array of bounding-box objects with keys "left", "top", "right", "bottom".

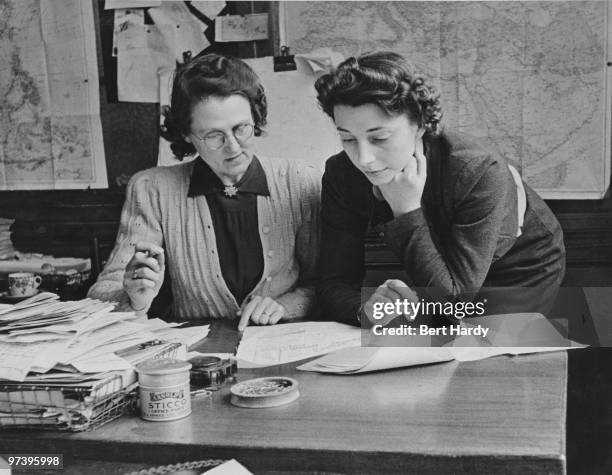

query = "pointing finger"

[{"left": 238, "top": 295, "right": 260, "bottom": 331}]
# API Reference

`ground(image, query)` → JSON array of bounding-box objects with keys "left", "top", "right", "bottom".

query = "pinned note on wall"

[
  {"left": 190, "top": 1, "right": 226, "bottom": 20},
  {"left": 116, "top": 23, "right": 173, "bottom": 102},
  {"left": 215, "top": 13, "right": 269, "bottom": 42},
  {"left": 114, "top": 2, "right": 209, "bottom": 103},
  {"left": 148, "top": 2, "right": 210, "bottom": 62}
]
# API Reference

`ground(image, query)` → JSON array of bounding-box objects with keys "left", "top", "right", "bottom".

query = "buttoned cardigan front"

[{"left": 87, "top": 155, "right": 321, "bottom": 321}]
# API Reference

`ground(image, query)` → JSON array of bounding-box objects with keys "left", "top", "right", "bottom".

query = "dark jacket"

[{"left": 317, "top": 129, "right": 566, "bottom": 325}]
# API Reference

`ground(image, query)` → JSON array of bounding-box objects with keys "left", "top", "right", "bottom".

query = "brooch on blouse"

[{"left": 223, "top": 185, "right": 238, "bottom": 198}]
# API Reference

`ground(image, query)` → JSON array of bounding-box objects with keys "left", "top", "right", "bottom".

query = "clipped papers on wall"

[
  {"left": 148, "top": 2, "right": 210, "bottom": 62},
  {"left": 297, "top": 47, "right": 344, "bottom": 74},
  {"left": 114, "top": 2, "right": 209, "bottom": 103},
  {"left": 215, "top": 13, "right": 269, "bottom": 42},
  {"left": 112, "top": 8, "right": 144, "bottom": 57},
  {"left": 117, "top": 24, "right": 172, "bottom": 102}
]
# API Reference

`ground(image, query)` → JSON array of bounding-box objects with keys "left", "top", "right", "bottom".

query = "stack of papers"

[
  {"left": 0, "top": 293, "right": 138, "bottom": 381},
  {"left": 0, "top": 294, "right": 210, "bottom": 429},
  {"left": 146, "top": 318, "right": 210, "bottom": 347},
  {"left": 0, "top": 296, "right": 209, "bottom": 382}
]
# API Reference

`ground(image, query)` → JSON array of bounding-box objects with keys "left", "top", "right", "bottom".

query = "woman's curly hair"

[
  {"left": 160, "top": 53, "right": 267, "bottom": 159},
  {"left": 315, "top": 51, "right": 442, "bottom": 135}
]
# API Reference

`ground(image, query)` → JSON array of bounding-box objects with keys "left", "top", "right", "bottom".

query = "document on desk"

[
  {"left": 298, "top": 346, "right": 582, "bottom": 374},
  {"left": 0, "top": 338, "right": 74, "bottom": 381},
  {"left": 299, "top": 313, "right": 586, "bottom": 374},
  {"left": 148, "top": 320, "right": 210, "bottom": 348},
  {"left": 297, "top": 347, "right": 456, "bottom": 374},
  {"left": 235, "top": 322, "right": 361, "bottom": 368}
]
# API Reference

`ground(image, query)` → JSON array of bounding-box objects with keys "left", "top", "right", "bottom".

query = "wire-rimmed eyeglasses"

[{"left": 191, "top": 123, "right": 255, "bottom": 151}]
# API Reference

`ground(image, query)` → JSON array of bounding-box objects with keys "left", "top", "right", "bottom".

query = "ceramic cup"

[{"left": 8, "top": 272, "right": 42, "bottom": 297}]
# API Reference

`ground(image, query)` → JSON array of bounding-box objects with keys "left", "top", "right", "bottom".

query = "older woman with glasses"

[{"left": 88, "top": 53, "right": 320, "bottom": 328}]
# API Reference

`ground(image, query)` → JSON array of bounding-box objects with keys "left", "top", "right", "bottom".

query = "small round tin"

[
  {"left": 136, "top": 359, "right": 192, "bottom": 421},
  {"left": 230, "top": 377, "right": 299, "bottom": 408}
]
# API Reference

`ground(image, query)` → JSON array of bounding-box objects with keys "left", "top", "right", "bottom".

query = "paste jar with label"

[{"left": 136, "top": 359, "right": 192, "bottom": 421}]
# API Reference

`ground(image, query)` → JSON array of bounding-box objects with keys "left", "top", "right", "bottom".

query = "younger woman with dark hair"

[
  {"left": 314, "top": 51, "right": 565, "bottom": 325},
  {"left": 89, "top": 53, "right": 320, "bottom": 327}
]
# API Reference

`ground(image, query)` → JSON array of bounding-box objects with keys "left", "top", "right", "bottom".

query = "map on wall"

[
  {"left": 283, "top": 1, "right": 610, "bottom": 199},
  {"left": 0, "top": 0, "right": 107, "bottom": 189}
]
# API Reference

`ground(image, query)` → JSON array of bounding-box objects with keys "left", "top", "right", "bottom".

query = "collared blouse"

[{"left": 187, "top": 156, "right": 269, "bottom": 305}]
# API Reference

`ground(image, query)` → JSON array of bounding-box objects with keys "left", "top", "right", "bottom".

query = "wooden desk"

[{"left": 0, "top": 320, "right": 573, "bottom": 474}]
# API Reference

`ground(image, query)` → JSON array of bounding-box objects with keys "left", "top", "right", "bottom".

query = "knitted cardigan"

[{"left": 87, "top": 156, "right": 321, "bottom": 321}]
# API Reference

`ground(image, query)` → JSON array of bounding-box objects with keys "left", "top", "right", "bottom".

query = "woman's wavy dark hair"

[
  {"left": 315, "top": 51, "right": 442, "bottom": 135},
  {"left": 160, "top": 53, "right": 267, "bottom": 159}
]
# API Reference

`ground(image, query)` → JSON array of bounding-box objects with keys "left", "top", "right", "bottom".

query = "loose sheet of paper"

[
  {"left": 235, "top": 321, "right": 361, "bottom": 368},
  {"left": 297, "top": 347, "right": 456, "bottom": 374},
  {"left": 150, "top": 323, "right": 210, "bottom": 348},
  {"left": 298, "top": 313, "right": 586, "bottom": 374},
  {"left": 215, "top": 13, "right": 268, "bottom": 42},
  {"left": 191, "top": 1, "right": 226, "bottom": 19},
  {"left": 71, "top": 353, "right": 134, "bottom": 373},
  {"left": 116, "top": 21, "right": 173, "bottom": 102},
  {"left": 115, "top": 2, "right": 209, "bottom": 102},
  {"left": 296, "top": 48, "right": 344, "bottom": 73},
  {"left": 0, "top": 339, "right": 74, "bottom": 381},
  {"left": 148, "top": 2, "right": 209, "bottom": 62}
]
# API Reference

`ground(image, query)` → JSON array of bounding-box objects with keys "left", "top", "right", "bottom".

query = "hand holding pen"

[{"left": 123, "top": 242, "right": 165, "bottom": 312}]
